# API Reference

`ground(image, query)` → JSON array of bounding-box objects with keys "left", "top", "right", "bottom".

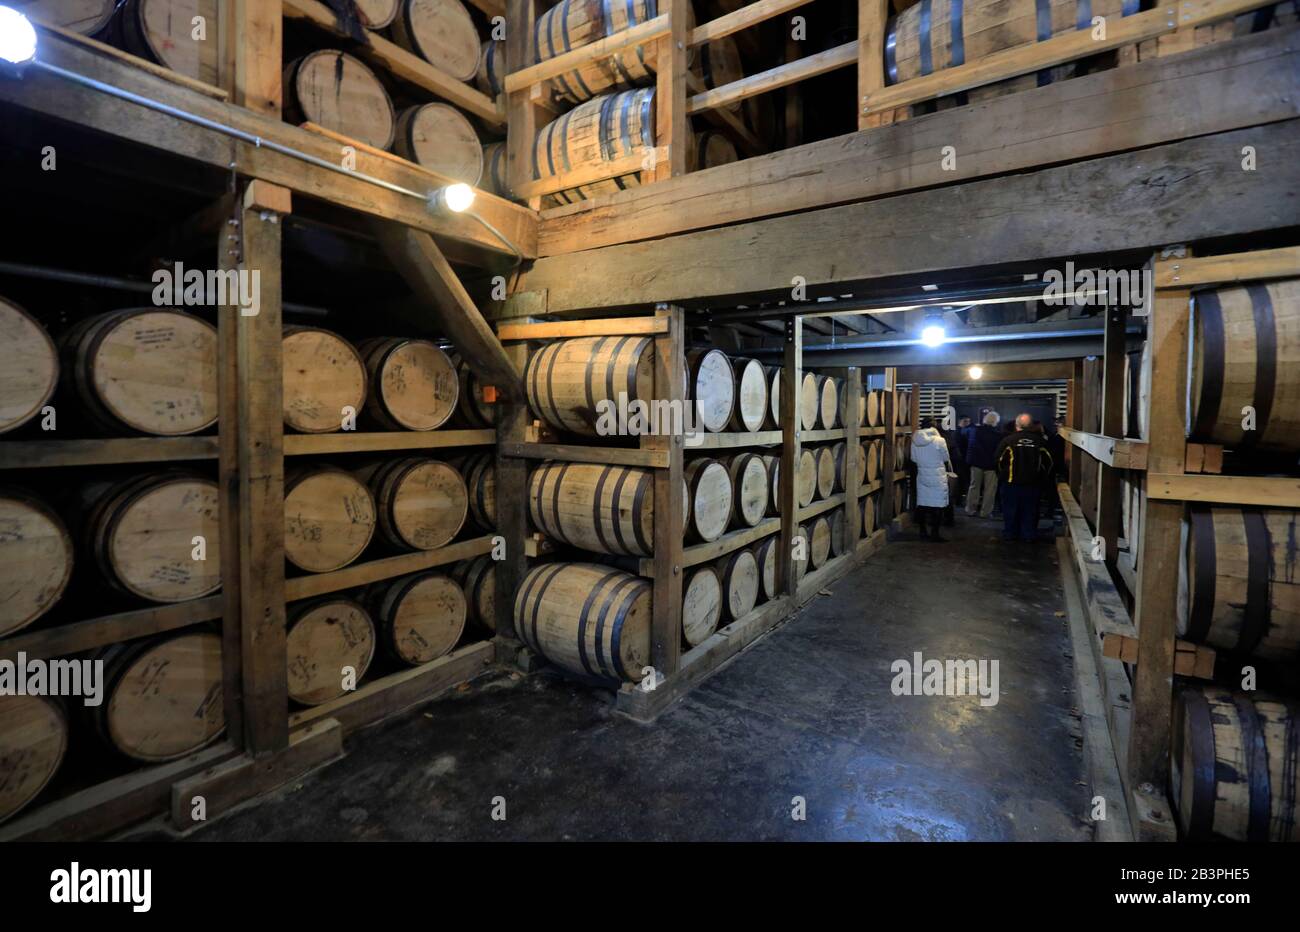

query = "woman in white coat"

[{"left": 911, "top": 417, "right": 953, "bottom": 542}]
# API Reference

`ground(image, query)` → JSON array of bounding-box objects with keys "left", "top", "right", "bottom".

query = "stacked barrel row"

[
  {"left": 35, "top": 0, "right": 499, "bottom": 186},
  {"left": 1155, "top": 276, "right": 1299, "bottom": 842}
]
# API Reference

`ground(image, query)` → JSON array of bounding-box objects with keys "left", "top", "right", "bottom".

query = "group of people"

[{"left": 909, "top": 409, "right": 1063, "bottom": 543}]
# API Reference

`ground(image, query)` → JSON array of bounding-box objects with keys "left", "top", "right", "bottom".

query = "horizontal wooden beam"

[
  {"left": 283, "top": 0, "right": 504, "bottom": 126},
  {"left": 0, "top": 437, "right": 218, "bottom": 469},
  {"left": 689, "top": 0, "right": 813, "bottom": 46},
  {"left": 688, "top": 41, "right": 855, "bottom": 114},
  {"left": 1146, "top": 473, "right": 1300, "bottom": 507},
  {"left": 1102, "top": 633, "right": 1216, "bottom": 680},
  {"left": 497, "top": 317, "right": 668, "bottom": 340},
  {"left": 283, "top": 429, "right": 494, "bottom": 456},
  {"left": 0, "top": 32, "right": 536, "bottom": 261},
  {"left": 501, "top": 442, "right": 670, "bottom": 467},
  {"left": 0, "top": 598, "right": 223, "bottom": 663},
  {"left": 862, "top": 0, "right": 1281, "bottom": 115},
  {"left": 536, "top": 27, "right": 1300, "bottom": 255},
  {"left": 1059, "top": 427, "right": 1149, "bottom": 470},
  {"left": 514, "top": 150, "right": 660, "bottom": 200},
  {"left": 284, "top": 536, "right": 495, "bottom": 602},
  {"left": 505, "top": 15, "right": 670, "bottom": 92},
  {"left": 522, "top": 120, "right": 1300, "bottom": 310},
  {"left": 1152, "top": 245, "right": 1300, "bottom": 288}
]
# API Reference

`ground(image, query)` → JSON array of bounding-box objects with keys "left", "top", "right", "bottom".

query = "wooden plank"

[
  {"left": 0, "top": 598, "right": 223, "bottom": 664},
  {"left": 1097, "top": 303, "right": 1130, "bottom": 560},
  {"left": 797, "top": 493, "right": 847, "bottom": 522},
  {"left": 513, "top": 150, "right": 657, "bottom": 200},
  {"left": 880, "top": 369, "right": 896, "bottom": 525},
  {"left": 1060, "top": 483, "right": 1136, "bottom": 644},
  {"left": 1127, "top": 263, "right": 1189, "bottom": 814},
  {"left": 368, "top": 220, "right": 524, "bottom": 400},
  {"left": 283, "top": 0, "right": 503, "bottom": 126},
  {"left": 283, "top": 430, "right": 495, "bottom": 456},
  {"left": 0, "top": 33, "right": 536, "bottom": 260},
  {"left": 777, "top": 319, "right": 801, "bottom": 595},
  {"left": 535, "top": 28, "right": 1300, "bottom": 255},
  {"left": 858, "top": 0, "right": 890, "bottom": 130},
  {"left": 231, "top": 0, "right": 282, "bottom": 116},
  {"left": 1152, "top": 245, "right": 1300, "bottom": 287},
  {"left": 521, "top": 122, "right": 1300, "bottom": 310},
  {"left": 687, "top": 430, "right": 784, "bottom": 449},
  {"left": 505, "top": 15, "right": 670, "bottom": 92},
  {"left": 862, "top": 0, "right": 1283, "bottom": 114},
  {"left": 494, "top": 340, "right": 530, "bottom": 642},
  {"left": 234, "top": 185, "right": 289, "bottom": 757},
  {"left": 842, "top": 371, "right": 862, "bottom": 543},
  {"left": 642, "top": 517, "right": 782, "bottom": 575},
  {"left": 649, "top": 306, "right": 685, "bottom": 677},
  {"left": 289, "top": 641, "right": 494, "bottom": 733},
  {"left": 683, "top": 71, "right": 763, "bottom": 157},
  {"left": 284, "top": 536, "right": 496, "bottom": 602},
  {"left": 170, "top": 719, "right": 342, "bottom": 830},
  {"left": 1147, "top": 473, "right": 1300, "bottom": 507},
  {"left": 0, "top": 437, "right": 219, "bottom": 468},
  {"left": 0, "top": 742, "right": 239, "bottom": 842},
  {"left": 690, "top": 0, "right": 811, "bottom": 46},
  {"left": 498, "top": 317, "right": 668, "bottom": 340},
  {"left": 688, "top": 41, "right": 856, "bottom": 115},
  {"left": 506, "top": 0, "right": 547, "bottom": 206},
  {"left": 655, "top": 0, "right": 689, "bottom": 180},
  {"left": 500, "top": 442, "right": 669, "bottom": 467},
  {"left": 1102, "top": 633, "right": 1216, "bottom": 680}
]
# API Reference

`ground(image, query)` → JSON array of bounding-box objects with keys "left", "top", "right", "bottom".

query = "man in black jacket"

[{"left": 994, "top": 413, "right": 1055, "bottom": 541}]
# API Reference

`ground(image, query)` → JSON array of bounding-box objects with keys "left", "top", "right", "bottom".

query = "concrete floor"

[{"left": 181, "top": 514, "right": 1090, "bottom": 842}]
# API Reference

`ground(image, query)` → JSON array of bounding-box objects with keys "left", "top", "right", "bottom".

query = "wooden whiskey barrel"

[
  {"left": 797, "top": 448, "right": 816, "bottom": 508},
  {"left": 475, "top": 39, "right": 505, "bottom": 97},
  {"left": 450, "top": 554, "right": 496, "bottom": 633},
  {"left": 723, "top": 452, "right": 769, "bottom": 529},
  {"left": 885, "top": 0, "right": 1127, "bottom": 88},
  {"left": 800, "top": 373, "right": 819, "bottom": 431},
  {"left": 282, "top": 326, "right": 367, "bottom": 434},
  {"left": 460, "top": 452, "right": 496, "bottom": 530},
  {"left": 0, "top": 297, "right": 57, "bottom": 434},
  {"left": 525, "top": 335, "right": 654, "bottom": 436},
  {"left": 366, "top": 571, "right": 466, "bottom": 666},
  {"left": 0, "top": 489, "right": 73, "bottom": 637},
  {"left": 755, "top": 536, "right": 778, "bottom": 601},
  {"left": 533, "top": 88, "right": 654, "bottom": 205},
  {"left": 1189, "top": 278, "right": 1299, "bottom": 455},
  {"left": 481, "top": 142, "right": 508, "bottom": 197},
  {"left": 682, "top": 565, "right": 722, "bottom": 647},
  {"left": 449, "top": 353, "right": 496, "bottom": 429},
  {"left": 814, "top": 445, "right": 835, "bottom": 500},
  {"left": 808, "top": 514, "right": 831, "bottom": 569},
  {"left": 687, "top": 348, "right": 735, "bottom": 433},
  {"left": 20, "top": 0, "right": 116, "bottom": 35},
  {"left": 865, "top": 440, "right": 881, "bottom": 482},
  {"left": 760, "top": 454, "right": 781, "bottom": 515},
  {"left": 863, "top": 492, "right": 878, "bottom": 537},
  {"left": 830, "top": 508, "right": 847, "bottom": 557},
  {"left": 356, "top": 457, "right": 468, "bottom": 552},
  {"left": 693, "top": 34, "right": 744, "bottom": 112},
  {"left": 283, "top": 465, "right": 376, "bottom": 573},
  {"left": 392, "top": 104, "right": 484, "bottom": 185},
  {"left": 355, "top": 0, "right": 401, "bottom": 28},
  {"left": 728, "top": 357, "right": 768, "bottom": 432},
  {"left": 831, "top": 440, "right": 860, "bottom": 492},
  {"left": 819, "top": 376, "right": 840, "bottom": 429},
  {"left": 535, "top": 0, "right": 659, "bottom": 104},
  {"left": 1172, "top": 685, "right": 1300, "bottom": 841},
  {"left": 765, "top": 366, "right": 781, "bottom": 429},
  {"left": 692, "top": 130, "right": 739, "bottom": 172},
  {"left": 716, "top": 548, "right": 759, "bottom": 621},
  {"left": 284, "top": 51, "right": 396, "bottom": 150},
  {"left": 286, "top": 598, "right": 376, "bottom": 705},
  {"left": 358, "top": 337, "right": 458, "bottom": 431},
  {"left": 117, "top": 0, "right": 223, "bottom": 85},
  {"left": 896, "top": 390, "right": 911, "bottom": 426},
  {"left": 685, "top": 458, "right": 733, "bottom": 543},
  {"left": 93, "top": 631, "right": 224, "bottom": 762},
  {"left": 87, "top": 473, "right": 221, "bottom": 602},
  {"left": 865, "top": 389, "right": 882, "bottom": 427},
  {"left": 793, "top": 524, "right": 810, "bottom": 583},
  {"left": 1180, "top": 506, "right": 1300, "bottom": 661},
  {"left": 63, "top": 308, "right": 217, "bottom": 436},
  {"left": 391, "top": 0, "right": 480, "bottom": 81},
  {"left": 0, "top": 695, "right": 67, "bottom": 823},
  {"left": 514, "top": 562, "right": 652, "bottom": 681},
  {"left": 529, "top": 462, "right": 666, "bottom": 557},
  {"left": 894, "top": 480, "right": 906, "bottom": 516}
]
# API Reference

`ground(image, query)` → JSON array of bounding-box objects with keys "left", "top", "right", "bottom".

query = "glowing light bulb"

[
  {"left": 0, "top": 6, "right": 38, "bottom": 66},
  {"left": 969, "top": 366, "right": 983, "bottom": 380},
  {"left": 920, "top": 324, "right": 946, "bottom": 347},
  {"left": 440, "top": 183, "right": 475, "bottom": 213}
]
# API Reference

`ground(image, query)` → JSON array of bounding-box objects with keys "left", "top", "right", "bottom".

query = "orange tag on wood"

[{"left": 482, "top": 385, "right": 498, "bottom": 403}]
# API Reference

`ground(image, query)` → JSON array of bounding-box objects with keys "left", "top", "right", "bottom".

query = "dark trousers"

[{"left": 1001, "top": 485, "right": 1041, "bottom": 541}]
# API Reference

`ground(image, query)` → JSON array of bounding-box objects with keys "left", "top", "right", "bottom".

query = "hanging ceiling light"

[
  {"left": 0, "top": 6, "right": 38, "bottom": 68},
  {"left": 920, "top": 323, "right": 946, "bottom": 347}
]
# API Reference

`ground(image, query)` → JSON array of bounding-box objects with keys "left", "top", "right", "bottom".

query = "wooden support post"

[
  {"left": 1069, "top": 359, "right": 1084, "bottom": 499},
  {"left": 844, "top": 368, "right": 862, "bottom": 545},
  {"left": 1127, "top": 256, "right": 1189, "bottom": 838},
  {"left": 234, "top": 180, "right": 290, "bottom": 756},
  {"left": 506, "top": 0, "right": 547, "bottom": 208},
  {"left": 493, "top": 340, "right": 529, "bottom": 645},
  {"left": 858, "top": 0, "right": 891, "bottom": 129},
  {"left": 229, "top": 0, "right": 283, "bottom": 116},
  {"left": 777, "top": 317, "right": 802, "bottom": 594},
  {"left": 649, "top": 305, "right": 685, "bottom": 677},
  {"left": 880, "top": 367, "right": 897, "bottom": 525},
  {"left": 1096, "top": 302, "right": 1129, "bottom": 562},
  {"left": 655, "top": 0, "right": 690, "bottom": 180}
]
